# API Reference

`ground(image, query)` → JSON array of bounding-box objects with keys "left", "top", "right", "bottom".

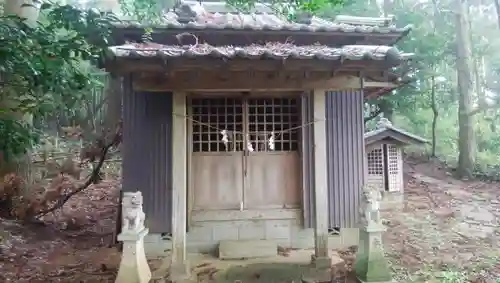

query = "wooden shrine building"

[{"left": 103, "top": 0, "right": 413, "bottom": 277}]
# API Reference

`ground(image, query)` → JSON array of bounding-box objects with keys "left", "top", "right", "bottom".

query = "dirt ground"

[
  {"left": 1, "top": 180, "right": 121, "bottom": 283},
  {"left": 385, "top": 156, "right": 500, "bottom": 282},
  {"left": 0, "top": 156, "right": 499, "bottom": 282}
]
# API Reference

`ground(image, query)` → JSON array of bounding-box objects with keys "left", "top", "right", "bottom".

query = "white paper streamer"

[
  {"left": 220, "top": 129, "right": 229, "bottom": 149},
  {"left": 268, "top": 131, "right": 275, "bottom": 151},
  {"left": 246, "top": 134, "right": 254, "bottom": 152}
]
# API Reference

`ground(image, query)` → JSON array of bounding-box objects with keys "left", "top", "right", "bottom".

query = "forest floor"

[
  {"left": 386, "top": 156, "right": 500, "bottom": 282},
  {"left": 0, "top": 156, "right": 499, "bottom": 282}
]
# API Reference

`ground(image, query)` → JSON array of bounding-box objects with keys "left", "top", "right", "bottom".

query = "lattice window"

[
  {"left": 367, "top": 148, "right": 384, "bottom": 175},
  {"left": 191, "top": 98, "right": 244, "bottom": 152},
  {"left": 247, "top": 98, "right": 300, "bottom": 152},
  {"left": 387, "top": 145, "right": 401, "bottom": 192},
  {"left": 387, "top": 145, "right": 399, "bottom": 172}
]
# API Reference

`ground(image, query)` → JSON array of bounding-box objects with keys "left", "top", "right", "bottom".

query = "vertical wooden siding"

[
  {"left": 325, "top": 90, "right": 365, "bottom": 228},
  {"left": 122, "top": 76, "right": 173, "bottom": 233}
]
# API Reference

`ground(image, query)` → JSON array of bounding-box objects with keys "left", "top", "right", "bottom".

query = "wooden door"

[
  {"left": 191, "top": 97, "right": 245, "bottom": 210},
  {"left": 190, "top": 96, "right": 301, "bottom": 211},
  {"left": 244, "top": 97, "right": 301, "bottom": 209},
  {"left": 385, "top": 144, "right": 401, "bottom": 192},
  {"left": 366, "top": 145, "right": 385, "bottom": 189}
]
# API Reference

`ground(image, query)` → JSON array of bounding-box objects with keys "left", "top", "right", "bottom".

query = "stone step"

[{"left": 218, "top": 239, "right": 277, "bottom": 260}]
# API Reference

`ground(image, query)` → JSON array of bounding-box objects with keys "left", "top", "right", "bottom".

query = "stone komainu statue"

[
  {"left": 359, "top": 184, "right": 382, "bottom": 226},
  {"left": 122, "top": 191, "right": 146, "bottom": 232}
]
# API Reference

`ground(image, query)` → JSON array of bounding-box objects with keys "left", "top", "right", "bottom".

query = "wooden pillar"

[
  {"left": 312, "top": 89, "right": 330, "bottom": 264},
  {"left": 170, "top": 91, "right": 189, "bottom": 280}
]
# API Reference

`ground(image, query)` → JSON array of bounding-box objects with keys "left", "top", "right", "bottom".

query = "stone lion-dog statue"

[{"left": 122, "top": 191, "right": 146, "bottom": 233}]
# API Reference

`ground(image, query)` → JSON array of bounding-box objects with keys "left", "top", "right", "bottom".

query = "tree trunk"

[
  {"left": 468, "top": 9, "right": 486, "bottom": 109},
  {"left": 369, "top": 0, "right": 378, "bottom": 10},
  {"left": 378, "top": 100, "right": 394, "bottom": 122},
  {"left": 1, "top": 0, "right": 40, "bottom": 181},
  {"left": 455, "top": 0, "right": 475, "bottom": 179},
  {"left": 383, "top": 0, "right": 392, "bottom": 17},
  {"left": 473, "top": 56, "right": 486, "bottom": 108},
  {"left": 430, "top": 75, "right": 438, "bottom": 157},
  {"left": 105, "top": 75, "right": 123, "bottom": 131},
  {"left": 382, "top": 107, "right": 393, "bottom": 122},
  {"left": 379, "top": 0, "right": 394, "bottom": 122},
  {"left": 493, "top": 0, "right": 500, "bottom": 29}
]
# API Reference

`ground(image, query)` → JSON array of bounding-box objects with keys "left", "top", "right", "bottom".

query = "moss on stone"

[{"left": 354, "top": 252, "right": 392, "bottom": 282}]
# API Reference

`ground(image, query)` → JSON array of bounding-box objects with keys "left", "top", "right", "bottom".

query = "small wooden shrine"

[
  {"left": 103, "top": 0, "right": 414, "bottom": 279},
  {"left": 364, "top": 118, "right": 427, "bottom": 207}
]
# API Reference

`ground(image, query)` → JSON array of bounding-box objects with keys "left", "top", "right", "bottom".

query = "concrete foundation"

[
  {"left": 218, "top": 239, "right": 277, "bottom": 259},
  {"left": 143, "top": 209, "right": 359, "bottom": 257}
]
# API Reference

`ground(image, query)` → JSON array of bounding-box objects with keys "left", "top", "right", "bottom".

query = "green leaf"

[{"left": 40, "top": 3, "right": 52, "bottom": 10}]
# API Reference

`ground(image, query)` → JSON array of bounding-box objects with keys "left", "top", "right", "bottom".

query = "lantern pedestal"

[
  {"left": 115, "top": 228, "right": 151, "bottom": 283},
  {"left": 354, "top": 224, "right": 392, "bottom": 283}
]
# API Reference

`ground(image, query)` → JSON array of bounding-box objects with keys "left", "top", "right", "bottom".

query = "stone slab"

[
  {"left": 218, "top": 239, "right": 277, "bottom": 259},
  {"left": 358, "top": 278, "right": 397, "bottom": 283},
  {"left": 356, "top": 279, "right": 395, "bottom": 283}
]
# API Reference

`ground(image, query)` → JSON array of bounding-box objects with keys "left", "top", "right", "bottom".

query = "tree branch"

[{"left": 35, "top": 123, "right": 122, "bottom": 217}]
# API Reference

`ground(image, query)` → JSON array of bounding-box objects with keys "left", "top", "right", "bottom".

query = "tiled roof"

[
  {"left": 365, "top": 118, "right": 428, "bottom": 145},
  {"left": 108, "top": 42, "right": 412, "bottom": 62},
  {"left": 115, "top": 1, "right": 412, "bottom": 34}
]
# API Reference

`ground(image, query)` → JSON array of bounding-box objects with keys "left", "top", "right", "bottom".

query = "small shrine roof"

[{"left": 364, "top": 118, "right": 428, "bottom": 146}]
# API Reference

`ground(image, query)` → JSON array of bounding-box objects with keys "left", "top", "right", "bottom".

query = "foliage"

[
  {"left": 118, "top": 0, "right": 165, "bottom": 24},
  {"left": 0, "top": 118, "right": 39, "bottom": 161},
  {"left": 1, "top": 4, "right": 116, "bottom": 112},
  {"left": 338, "top": 0, "right": 500, "bottom": 180},
  {"left": 0, "top": 2, "right": 118, "bottom": 160},
  {"left": 116, "top": 0, "right": 346, "bottom": 23},
  {"left": 226, "top": 0, "right": 345, "bottom": 17}
]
